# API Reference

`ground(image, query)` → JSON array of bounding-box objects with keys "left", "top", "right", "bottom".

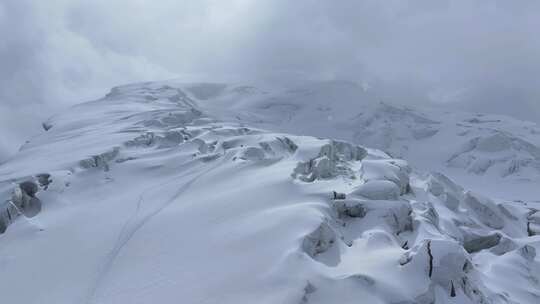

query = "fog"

[{"left": 1, "top": 0, "right": 540, "bottom": 159}]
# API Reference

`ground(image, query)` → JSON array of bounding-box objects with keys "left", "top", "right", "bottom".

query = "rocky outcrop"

[
  {"left": 292, "top": 140, "right": 366, "bottom": 182},
  {"left": 79, "top": 147, "right": 120, "bottom": 171},
  {"left": 302, "top": 222, "right": 336, "bottom": 258},
  {"left": 1, "top": 180, "right": 42, "bottom": 234}
]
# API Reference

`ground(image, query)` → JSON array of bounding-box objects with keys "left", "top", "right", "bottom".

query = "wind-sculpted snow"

[
  {"left": 196, "top": 80, "right": 540, "bottom": 200},
  {"left": 448, "top": 132, "right": 540, "bottom": 179},
  {"left": 0, "top": 81, "right": 539, "bottom": 304}
]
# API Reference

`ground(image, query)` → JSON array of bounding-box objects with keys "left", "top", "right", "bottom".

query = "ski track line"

[{"left": 86, "top": 161, "right": 223, "bottom": 304}]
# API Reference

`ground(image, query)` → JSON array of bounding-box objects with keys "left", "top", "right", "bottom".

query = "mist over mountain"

[
  {"left": 1, "top": 2, "right": 540, "bottom": 303},
  {"left": 2, "top": 0, "right": 540, "bottom": 160}
]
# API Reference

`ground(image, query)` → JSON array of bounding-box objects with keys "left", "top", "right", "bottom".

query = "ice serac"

[
  {"left": 0, "top": 80, "right": 539, "bottom": 304},
  {"left": 208, "top": 81, "right": 540, "bottom": 201},
  {"left": 291, "top": 139, "right": 366, "bottom": 182}
]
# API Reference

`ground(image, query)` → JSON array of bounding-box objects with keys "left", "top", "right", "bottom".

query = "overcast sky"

[{"left": 1, "top": 0, "right": 540, "bottom": 159}]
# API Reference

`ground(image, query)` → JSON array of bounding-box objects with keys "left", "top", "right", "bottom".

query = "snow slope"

[
  {"left": 194, "top": 80, "right": 540, "bottom": 201},
  {"left": 1, "top": 81, "right": 539, "bottom": 304}
]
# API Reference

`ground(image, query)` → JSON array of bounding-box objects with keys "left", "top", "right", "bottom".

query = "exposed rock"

[
  {"left": 518, "top": 245, "right": 536, "bottom": 261},
  {"left": 300, "top": 281, "right": 317, "bottom": 303},
  {"left": 36, "top": 173, "right": 52, "bottom": 190},
  {"left": 463, "top": 233, "right": 502, "bottom": 254},
  {"left": 238, "top": 147, "right": 266, "bottom": 161},
  {"left": 332, "top": 199, "right": 366, "bottom": 218},
  {"left": 332, "top": 191, "right": 346, "bottom": 200},
  {"left": 124, "top": 132, "right": 156, "bottom": 147},
  {"left": 302, "top": 222, "right": 336, "bottom": 258},
  {"left": 160, "top": 109, "right": 202, "bottom": 126},
  {"left": 259, "top": 137, "right": 298, "bottom": 155},
  {"left": 12, "top": 181, "right": 42, "bottom": 218},
  {"left": 79, "top": 147, "right": 120, "bottom": 171},
  {"left": 125, "top": 131, "right": 184, "bottom": 149},
  {"left": 19, "top": 181, "right": 38, "bottom": 197},
  {"left": 489, "top": 236, "right": 518, "bottom": 255},
  {"left": 427, "top": 175, "right": 445, "bottom": 197},
  {"left": 293, "top": 156, "right": 334, "bottom": 182},
  {"left": 42, "top": 122, "right": 53, "bottom": 131},
  {"left": 157, "top": 130, "right": 185, "bottom": 148},
  {"left": 1, "top": 180, "right": 43, "bottom": 234},
  {"left": 292, "top": 140, "right": 366, "bottom": 182}
]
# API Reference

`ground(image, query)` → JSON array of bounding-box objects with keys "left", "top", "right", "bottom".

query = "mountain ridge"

[{"left": 1, "top": 80, "right": 539, "bottom": 303}]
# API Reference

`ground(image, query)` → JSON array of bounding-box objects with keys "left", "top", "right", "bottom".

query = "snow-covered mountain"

[
  {"left": 1, "top": 80, "right": 539, "bottom": 304},
  {"left": 186, "top": 80, "right": 540, "bottom": 200}
]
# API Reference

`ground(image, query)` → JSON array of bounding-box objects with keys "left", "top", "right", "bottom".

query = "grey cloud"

[{"left": 1, "top": 0, "right": 540, "bottom": 159}]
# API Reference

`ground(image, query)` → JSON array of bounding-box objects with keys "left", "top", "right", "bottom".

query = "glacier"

[{"left": 1, "top": 80, "right": 539, "bottom": 304}]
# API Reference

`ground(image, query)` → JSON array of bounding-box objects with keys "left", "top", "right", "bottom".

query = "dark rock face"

[
  {"left": 19, "top": 181, "right": 39, "bottom": 197},
  {"left": 332, "top": 199, "right": 366, "bottom": 218},
  {"left": 37, "top": 173, "right": 52, "bottom": 190},
  {"left": 463, "top": 233, "right": 502, "bottom": 254},
  {"left": 13, "top": 181, "right": 42, "bottom": 218},
  {"left": 302, "top": 222, "right": 336, "bottom": 258},
  {"left": 42, "top": 122, "right": 53, "bottom": 131},
  {"left": 0, "top": 210, "right": 8, "bottom": 233},
  {"left": 0, "top": 180, "right": 42, "bottom": 234}
]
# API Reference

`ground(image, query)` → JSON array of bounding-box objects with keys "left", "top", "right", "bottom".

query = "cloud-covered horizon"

[{"left": 1, "top": 0, "right": 540, "bottom": 159}]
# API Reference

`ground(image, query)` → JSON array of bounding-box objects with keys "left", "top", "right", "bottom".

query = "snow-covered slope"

[
  {"left": 192, "top": 80, "right": 540, "bottom": 201},
  {"left": 1, "top": 81, "right": 539, "bottom": 303}
]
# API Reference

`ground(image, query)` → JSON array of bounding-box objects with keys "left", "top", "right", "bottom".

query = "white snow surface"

[{"left": 1, "top": 80, "right": 540, "bottom": 304}]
